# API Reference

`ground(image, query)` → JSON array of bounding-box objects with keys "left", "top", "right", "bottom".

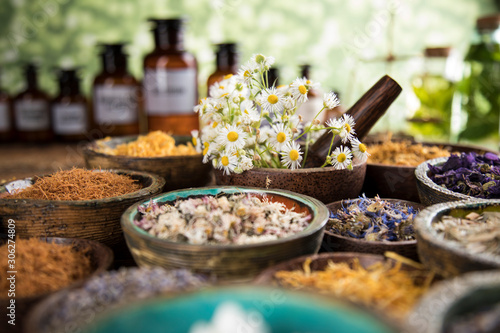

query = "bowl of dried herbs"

[
  {"left": 414, "top": 199, "right": 500, "bottom": 277},
  {"left": 415, "top": 152, "right": 500, "bottom": 205},
  {"left": 323, "top": 196, "right": 425, "bottom": 261},
  {"left": 121, "top": 186, "right": 329, "bottom": 282}
]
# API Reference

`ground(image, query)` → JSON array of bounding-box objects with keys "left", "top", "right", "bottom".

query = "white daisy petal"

[
  {"left": 218, "top": 151, "right": 238, "bottom": 175},
  {"left": 280, "top": 141, "right": 303, "bottom": 170},
  {"left": 216, "top": 124, "right": 247, "bottom": 151},
  {"left": 351, "top": 138, "right": 370, "bottom": 162},
  {"left": 330, "top": 146, "right": 353, "bottom": 170},
  {"left": 270, "top": 123, "right": 292, "bottom": 151}
]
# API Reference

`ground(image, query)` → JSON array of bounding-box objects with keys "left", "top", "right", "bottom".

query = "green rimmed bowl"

[
  {"left": 408, "top": 270, "right": 500, "bottom": 333},
  {"left": 121, "top": 186, "right": 329, "bottom": 281},
  {"left": 79, "top": 286, "right": 399, "bottom": 333},
  {"left": 414, "top": 200, "right": 500, "bottom": 277}
]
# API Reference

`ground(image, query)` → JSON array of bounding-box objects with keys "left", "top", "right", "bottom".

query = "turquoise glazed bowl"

[
  {"left": 81, "top": 286, "right": 398, "bottom": 333},
  {"left": 121, "top": 186, "right": 329, "bottom": 281}
]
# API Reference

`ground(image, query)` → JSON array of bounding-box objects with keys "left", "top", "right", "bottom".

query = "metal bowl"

[
  {"left": 83, "top": 135, "right": 212, "bottom": 192},
  {"left": 121, "top": 186, "right": 329, "bottom": 282},
  {"left": 414, "top": 200, "right": 500, "bottom": 277},
  {"left": 408, "top": 270, "right": 500, "bottom": 333},
  {"left": 324, "top": 198, "right": 425, "bottom": 261}
]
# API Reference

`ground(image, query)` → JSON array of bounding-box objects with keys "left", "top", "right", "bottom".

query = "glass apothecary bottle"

[
  {"left": 457, "top": 14, "right": 500, "bottom": 143},
  {"left": 0, "top": 69, "right": 13, "bottom": 142},
  {"left": 143, "top": 18, "right": 198, "bottom": 135},
  {"left": 408, "top": 47, "right": 456, "bottom": 141},
  {"left": 13, "top": 64, "right": 53, "bottom": 142},
  {"left": 92, "top": 44, "right": 141, "bottom": 137},
  {"left": 207, "top": 43, "right": 238, "bottom": 95},
  {"left": 52, "top": 69, "right": 89, "bottom": 141}
]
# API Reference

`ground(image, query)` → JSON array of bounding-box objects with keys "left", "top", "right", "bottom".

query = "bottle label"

[
  {"left": 0, "top": 101, "right": 10, "bottom": 131},
  {"left": 52, "top": 103, "right": 87, "bottom": 135},
  {"left": 93, "top": 85, "right": 138, "bottom": 125},
  {"left": 144, "top": 68, "right": 197, "bottom": 115},
  {"left": 14, "top": 100, "right": 50, "bottom": 131}
]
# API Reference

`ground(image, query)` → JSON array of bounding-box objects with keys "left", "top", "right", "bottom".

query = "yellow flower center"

[
  {"left": 244, "top": 109, "right": 249, "bottom": 115},
  {"left": 224, "top": 74, "right": 233, "bottom": 80},
  {"left": 227, "top": 131, "right": 239, "bottom": 142},
  {"left": 337, "top": 153, "right": 347, "bottom": 163},
  {"left": 345, "top": 123, "right": 352, "bottom": 133},
  {"left": 244, "top": 70, "right": 251, "bottom": 77},
  {"left": 221, "top": 156, "right": 229, "bottom": 166},
  {"left": 221, "top": 93, "right": 229, "bottom": 97},
  {"left": 277, "top": 132, "right": 286, "bottom": 143},
  {"left": 267, "top": 94, "right": 279, "bottom": 105},
  {"left": 203, "top": 142, "right": 209, "bottom": 155},
  {"left": 212, "top": 122, "right": 218, "bottom": 128},
  {"left": 298, "top": 85, "right": 307, "bottom": 95},
  {"left": 192, "top": 137, "right": 197, "bottom": 146},
  {"left": 289, "top": 149, "right": 299, "bottom": 161},
  {"left": 359, "top": 143, "right": 367, "bottom": 153},
  {"left": 219, "top": 86, "right": 224, "bottom": 89}
]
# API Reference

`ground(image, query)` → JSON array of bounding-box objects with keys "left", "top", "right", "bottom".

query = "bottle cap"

[
  {"left": 424, "top": 47, "right": 451, "bottom": 57},
  {"left": 476, "top": 14, "right": 500, "bottom": 31},
  {"left": 98, "top": 43, "right": 128, "bottom": 56},
  {"left": 216, "top": 43, "right": 238, "bottom": 54},
  {"left": 148, "top": 18, "right": 185, "bottom": 31}
]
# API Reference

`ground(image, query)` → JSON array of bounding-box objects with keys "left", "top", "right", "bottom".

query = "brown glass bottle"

[
  {"left": 207, "top": 43, "right": 238, "bottom": 95},
  {"left": 13, "top": 64, "right": 53, "bottom": 142},
  {"left": 0, "top": 70, "right": 14, "bottom": 142},
  {"left": 92, "top": 44, "right": 141, "bottom": 137},
  {"left": 143, "top": 19, "right": 198, "bottom": 135},
  {"left": 52, "top": 69, "right": 89, "bottom": 141}
]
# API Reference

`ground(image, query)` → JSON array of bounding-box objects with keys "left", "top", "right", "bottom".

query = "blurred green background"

[{"left": 0, "top": 0, "right": 497, "bottom": 136}]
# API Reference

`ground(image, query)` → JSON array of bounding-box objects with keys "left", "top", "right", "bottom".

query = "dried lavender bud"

[
  {"left": 429, "top": 152, "right": 500, "bottom": 199},
  {"left": 39, "top": 267, "right": 208, "bottom": 333},
  {"left": 328, "top": 196, "right": 419, "bottom": 241}
]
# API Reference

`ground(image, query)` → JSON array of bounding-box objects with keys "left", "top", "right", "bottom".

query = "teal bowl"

[
  {"left": 81, "top": 286, "right": 399, "bottom": 333},
  {"left": 121, "top": 186, "right": 329, "bottom": 281}
]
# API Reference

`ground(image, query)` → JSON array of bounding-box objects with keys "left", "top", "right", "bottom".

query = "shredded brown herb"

[
  {"left": 8, "top": 168, "right": 141, "bottom": 200},
  {"left": 0, "top": 238, "right": 93, "bottom": 298}
]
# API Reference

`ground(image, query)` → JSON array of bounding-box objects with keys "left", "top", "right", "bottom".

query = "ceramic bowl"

[
  {"left": 0, "top": 169, "right": 165, "bottom": 264},
  {"left": 414, "top": 156, "right": 493, "bottom": 206},
  {"left": 414, "top": 200, "right": 500, "bottom": 277},
  {"left": 83, "top": 135, "right": 212, "bottom": 192},
  {"left": 408, "top": 270, "right": 500, "bottom": 333},
  {"left": 121, "top": 186, "right": 329, "bottom": 281},
  {"left": 78, "top": 286, "right": 399, "bottom": 333},
  {"left": 0, "top": 237, "right": 113, "bottom": 333},
  {"left": 214, "top": 159, "right": 367, "bottom": 204},
  {"left": 363, "top": 141, "right": 495, "bottom": 203},
  {"left": 323, "top": 198, "right": 425, "bottom": 261}
]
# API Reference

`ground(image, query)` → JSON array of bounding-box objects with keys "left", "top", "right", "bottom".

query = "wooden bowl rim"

[
  {"left": 414, "top": 199, "right": 500, "bottom": 266},
  {"left": 0, "top": 169, "right": 166, "bottom": 204},
  {"left": 121, "top": 185, "right": 329, "bottom": 250},
  {"left": 83, "top": 135, "right": 204, "bottom": 161},
  {"left": 0, "top": 236, "right": 113, "bottom": 302},
  {"left": 324, "top": 198, "right": 424, "bottom": 246},
  {"left": 409, "top": 270, "right": 500, "bottom": 333},
  {"left": 253, "top": 251, "right": 428, "bottom": 285},
  {"left": 415, "top": 156, "right": 490, "bottom": 202}
]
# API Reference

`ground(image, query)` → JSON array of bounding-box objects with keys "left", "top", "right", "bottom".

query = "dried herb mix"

[
  {"left": 274, "top": 257, "right": 433, "bottom": 320},
  {"left": 328, "top": 196, "right": 419, "bottom": 241},
  {"left": 428, "top": 152, "right": 500, "bottom": 199},
  {"left": 434, "top": 211, "right": 500, "bottom": 256},
  {"left": 135, "top": 194, "right": 311, "bottom": 245},
  {"left": 0, "top": 238, "right": 93, "bottom": 298},
  {"left": 368, "top": 139, "right": 450, "bottom": 166},
  {"left": 8, "top": 168, "right": 141, "bottom": 200},
  {"left": 39, "top": 268, "right": 207, "bottom": 333}
]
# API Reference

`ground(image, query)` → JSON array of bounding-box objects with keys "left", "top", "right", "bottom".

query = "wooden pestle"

[{"left": 305, "top": 75, "right": 402, "bottom": 167}]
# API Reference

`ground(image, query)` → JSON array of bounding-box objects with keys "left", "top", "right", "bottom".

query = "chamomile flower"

[
  {"left": 250, "top": 54, "right": 275, "bottom": 71},
  {"left": 218, "top": 151, "right": 238, "bottom": 175},
  {"left": 331, "top": 146, "right": 353, "bottom": 170},
  {"left": 259, "top": 87, "right": 284, "bottom": 114},
  {"left": 209, "top": 80, "right": 233, "bottom": 99},
  {"left": 290, "top": 77, "right": 309, "bottom": 103},
  {"left": 202, "top": 141, "right": 215, "bottom": 163},
  {"left": 239, "top": 155, "right": 254, "bottom": 171},
  {"left": 351, "top": 137, "right": 370, "bottom": 162},
  {"left": 323, "top": 92, "right": 340, "bottom": 110},
  {"left": 280, "top": 141, "right": 303, "bottom": 170},
  {"left": 237, "top": 61, "right": 258, "bottom": 84},
  {"left": 216, "top": 124, "right": 247, "bottom": 151},
  {"left": 190, "top": 130, "right": 202, "bottom": 153},
  {"left": 270, "top": 123, "right": 292, "bottom": 151},
  {"left": 325, "top": 117, "right": 343, "bottom": 135},
  {"left": 339, "top": 114, "right": 356, "bottom": 143},
  {"left": 193, "top": 98, "right": 215, "bottom": 115}
]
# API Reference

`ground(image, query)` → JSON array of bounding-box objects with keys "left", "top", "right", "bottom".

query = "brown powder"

[
  {"left": 0, "top": 238, "right": 93, "bottom": 298},
  {"left": 8, "top": 168, "right": 141, "bottom": 200}
]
